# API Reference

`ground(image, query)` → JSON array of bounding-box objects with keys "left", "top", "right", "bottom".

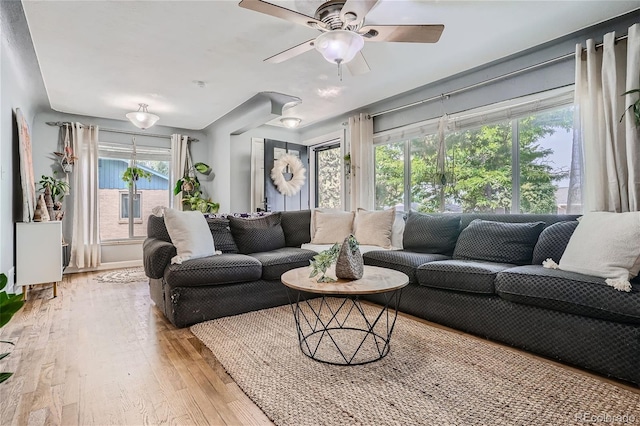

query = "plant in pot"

[
  {"left": 182, "top": 191, "right": 220, "bottom": 213},
  {"left": 38, "top": 174, "right": 70, "bottom": 221},
  {"left": 122, "top": 166, "right": 153, "bottom": 189},
  {"left": 174, "top": 162, "right": 218, "bottom": 213},
  {"left": 0, "top": 272, "right": 25, "bottom": 384}
]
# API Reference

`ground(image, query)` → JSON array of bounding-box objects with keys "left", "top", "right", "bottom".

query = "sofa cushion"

[
  {"left": 363, "top": 250, "right": 449, "bottom": 284},
  {"left": 206, "top": 218, "right": 238, "bottom": 253},
  {"left": 453, "top": 219, "right": 545, "bottom": 265},
  {"left": 280, "top": 210, "right": 311, "bottom": 247},
  {"left": 229, "top": 213, "right": 286, "bottom": 254},
  {"left": 164, "top": 254, "right": 262, "bottom": 287},
  {"left": 495, "top": 265, "right": 640, "bottom": 325},
  {"left": 147, "top": 215, "right": 171, "bottom": 242},
  {"left": 249, "top": 247, "right": 317, "bottom": 280},
  {"left": 354, "top": 208, "right": 395, "bottom": 249},
  {"left": 417, "top": 260, "right": 514, "bottom": 294},
  {"left": 559, "top": 212, "right": 640, "bottom": 292},
  {"left": 311, "top": 210, "right": 355, "bottom": 244},
  {"left": 402, "top": 212, "right": 461, "bottom": 255},
  {"left": 164, "top": 209, "right": 216, "bottom": 264},
  {"left": 531, "top": 220, "right": 578, "bottom": 265}
]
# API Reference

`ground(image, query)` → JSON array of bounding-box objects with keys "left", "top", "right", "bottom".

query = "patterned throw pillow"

[
  {"left": 453, "top": 219, "right": 545, "bottom": 265},
  {"left": 402, "top": 212, "right": 461, "bottom": 255},
  {"left": 206, "top": 218, "right": 239, "bottom": 253},
  {"left": 228, "top": 213, "right": 286, "bottom": 254},
  {"left": 531, "top": 220, "right": 579, "bottom": 265}
]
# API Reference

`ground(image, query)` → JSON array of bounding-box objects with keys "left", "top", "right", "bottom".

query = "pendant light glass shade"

[
  {"left": 126, "top": 103, "right": 160, "bottom": 130},
  {"left": 314, "top": 30, "right": 364, "bottom": 65}
]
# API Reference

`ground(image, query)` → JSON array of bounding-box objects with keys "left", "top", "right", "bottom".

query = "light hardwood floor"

[
  {"left": 0, "top": 272, "right": 272, "bottom": 426},
  {"left": 1, "top": 271, "right": 637, "bottom": 426}
]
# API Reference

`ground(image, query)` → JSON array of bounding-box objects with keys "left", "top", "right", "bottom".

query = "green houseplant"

[
  {"left": 38, "top": 174, "right": 69, "bottom": 202},
  {"left": 122, "top": 166, "right": 152, "bottom": 189},
  {"left": 620, "top": 88, "right": 640, "bottom": 126},
  {"left": 0, "top": 273, "right": 24, "bottom": 384},
  {"left": 174, "top": 162, "right": 218, "bottom": 213}
]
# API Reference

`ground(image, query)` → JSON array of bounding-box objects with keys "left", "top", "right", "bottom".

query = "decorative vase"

[
  {"left": 34, "top": 194, "right": 50, "bottom": 222},
  {"left": 44, "top": 186, "right": 55, "bottom": 220},
  {"left": 335, "top": 235, "right": 363, "bottom": 280}
]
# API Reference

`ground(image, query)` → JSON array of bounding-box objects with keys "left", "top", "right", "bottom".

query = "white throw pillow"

[
  {"left": 391, "top": 211, "right": 405, "bottom": 249},
  {"left": 354, "top": 208, "right": 396, "bottom": 249},
  {"left": 164, "top": 208, "right": 215, "bottom": 264},
  {"left": 310, "top": 208, "right": 343, "bottom": 240},
  {"left": 311, "top": 210, "right": 355, "bottom": 244},
  {"left": 558, "top": 211, "right": 640, "bottom": 292}
]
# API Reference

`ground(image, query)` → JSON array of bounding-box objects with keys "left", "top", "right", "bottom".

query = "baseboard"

[{"left": 64, "top": 260, "right": 143, "bottom": 274}]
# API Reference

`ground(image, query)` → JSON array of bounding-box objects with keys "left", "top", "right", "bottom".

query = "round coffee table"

[{"left": 281, "top": 265, "right": 409, "bottom": 366}]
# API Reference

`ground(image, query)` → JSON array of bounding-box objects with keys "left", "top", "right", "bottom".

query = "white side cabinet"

[{"left": 16, "top": 221, "right": 63, "bottom": 299}]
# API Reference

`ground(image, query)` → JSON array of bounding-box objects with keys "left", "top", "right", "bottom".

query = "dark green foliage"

[{"left": 0, "top": 273, "right": 24, "bottom": 384}]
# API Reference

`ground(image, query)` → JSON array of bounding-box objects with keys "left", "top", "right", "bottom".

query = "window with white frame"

[
  {"left": 374, "top": 88, "right": 580, "bottom": 214},
  {"left": 98, "top": 142, "right": 171, "bottom": 240}
]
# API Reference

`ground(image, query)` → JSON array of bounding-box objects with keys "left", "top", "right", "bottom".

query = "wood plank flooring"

[
  {"left": 1, "top": 270, "right": 637, "bottom": 425},
  {"left": 0, "top": 272, "right": 272, "bottom": 426}
]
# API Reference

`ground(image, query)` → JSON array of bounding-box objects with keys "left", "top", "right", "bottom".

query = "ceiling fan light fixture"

[
  {"left": 280, "top": 117, "right": 302, "bottom": 128},
  {"left": 126, "top": 103, "right": 160, "bottom": 130},
  {"left": 314, "top": 30, "right": 364, "bottom": 65}
]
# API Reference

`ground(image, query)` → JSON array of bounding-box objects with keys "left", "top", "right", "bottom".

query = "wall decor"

[
  {"left": 16, "top": 108, "right": 37, "bottom": 222},
  {"left": 270, "top": 153, "right": 306, "bottom": 197}
]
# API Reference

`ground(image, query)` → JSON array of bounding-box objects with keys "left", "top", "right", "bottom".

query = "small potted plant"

[{"left": 38, "top": 174, "right": 70, "bottom": 220}]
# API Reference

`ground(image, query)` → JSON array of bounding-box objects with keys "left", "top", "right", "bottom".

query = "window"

[
  {"left": 120, "top": 192, "right": 141, "bottom": 221},
  {"left": 315, "top": 143, "right": 342, "bottom": 209},
  {"left": 374, "top": 91, "right": 578, "bottom": 214},
  {"left": 98, "top": 142, "right": 170, "bottom": 240}
]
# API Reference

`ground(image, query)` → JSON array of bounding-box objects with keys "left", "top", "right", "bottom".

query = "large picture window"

[
  {"left": 374, "top": 90, "right": 578, "bottom": 214},
  {"left": 98, "top": 143, "right": 170, "bottom": 240}
]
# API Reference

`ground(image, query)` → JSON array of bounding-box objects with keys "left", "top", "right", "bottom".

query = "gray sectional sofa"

[{"left": 142, "top": 210, "right": 640, "bottom": 385}]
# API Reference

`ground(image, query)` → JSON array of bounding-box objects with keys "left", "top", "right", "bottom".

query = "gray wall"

[
  {"left": 300, "top": 11, "right": 640, "bottom": 141},
  {"left": 1, "top": 0, "right": 49, "bottom": 291}
]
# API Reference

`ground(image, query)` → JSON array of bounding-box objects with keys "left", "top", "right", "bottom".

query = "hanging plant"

[{"left": 122, "top": 166, "right": 152, "bottom": 189}]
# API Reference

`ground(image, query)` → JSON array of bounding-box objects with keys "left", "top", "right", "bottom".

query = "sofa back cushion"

[
  {"left": 402, "top": 212, "right": 461, "bottom": 255},
  {"left": 207, "top": 218, "right": 239, "bottom": 253},
  {"left": 146, "top": 215, "right": 238, "bottom": 253},
  {"left": 229, "top": 213, "right": 286, "bottom": 254},
  {"left": 453, "top": 219, "right": 545, "bottom": 265},
  {"left": 531, "top": 220, "right": 578, "bottom": 265},
  {"left": 280, "top": 210, "right": 311, "bottom": 247}
]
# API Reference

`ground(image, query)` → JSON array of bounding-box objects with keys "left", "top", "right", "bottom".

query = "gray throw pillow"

[
  {"left": 206, "top": 218, "right": 239, "bottom": 253},
  {"left": 280, "top": 210, "right": 311, "bottom": 247},
  {"left": 531, "top": 220, "right": 579, "bottom": 265},
  {"left": 453, "top": 219, "right": 545, "bottom": 265},
  {"left": 402, "top": 212, "right": 461, "bottom": 255},
  {"left": 228, "top": 213, "right": 286, "bottom": 254}
]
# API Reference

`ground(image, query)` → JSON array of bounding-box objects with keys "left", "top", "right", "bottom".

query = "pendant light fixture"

[{"left": 126, "top": 103, "right": 160, "bottom": 130}]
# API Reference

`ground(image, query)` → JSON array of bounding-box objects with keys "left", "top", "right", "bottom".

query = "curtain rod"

[
  {"left": 45, "top": 121, "right": 199, "bottom": 142},
  {"left": 370, "top": 34, "right": 629, "bottom": 119}
]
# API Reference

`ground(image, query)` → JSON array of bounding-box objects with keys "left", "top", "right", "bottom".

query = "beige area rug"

[
  {"left": 95, "top": 267, "right": 147, "bottom": 283},
  {"left": 191, "top": 299, "right": 640, "bottom": 426}
]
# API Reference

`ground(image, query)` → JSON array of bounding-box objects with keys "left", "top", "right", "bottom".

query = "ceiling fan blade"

[
  {"left": 239, "top": 0, "right": 325, "bottom": 29},
  {"left": 347, "top": 52, "right": 370, "bottom": 76},
  {"left": 360, "top": 24, "right": 444, "bottom": 43},
  {"left": 340, "top": 0, "right": 379, "bottom": 26},
  {"left": 265, "top": 39, "right": 316, "bottom": 64}
]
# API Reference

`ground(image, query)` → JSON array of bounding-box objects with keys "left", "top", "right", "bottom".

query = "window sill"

[{"left": 101, "top": 239, "right": 145, "bottom": 246}]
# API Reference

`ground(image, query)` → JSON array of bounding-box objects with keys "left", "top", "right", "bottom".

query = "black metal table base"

[{"left": 286, "top": 289, "right": 403, "bottom": 366}]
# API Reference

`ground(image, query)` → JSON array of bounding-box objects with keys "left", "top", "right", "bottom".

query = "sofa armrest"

[{"left": 143, "top": 238, "right": 177, "bottom": 279}]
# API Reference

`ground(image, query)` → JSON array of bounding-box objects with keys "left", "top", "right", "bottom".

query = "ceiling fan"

[{"left": 239, "top": 0, "right": 444, "bottom": 78}]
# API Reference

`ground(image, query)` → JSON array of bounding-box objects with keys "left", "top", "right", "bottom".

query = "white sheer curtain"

[
  {"left": 575, "top": 23, "right": 640, "bottom": 212},
  {"left": 69, "top": 123, "right": 100, "bottom": 269},
  {"left": 170, "top": 134, "right": 189, "bottom": 210},
  {"left": 348, "top": 113, "right": 374, "bottom": 210}
]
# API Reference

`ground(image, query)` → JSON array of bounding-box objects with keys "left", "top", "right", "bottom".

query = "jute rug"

[
  {"left": 95, "top": 267, "right": 147, "bottom": 283},
  {"left": 191, "top": 298, "right": 640, "bottom": 426}
]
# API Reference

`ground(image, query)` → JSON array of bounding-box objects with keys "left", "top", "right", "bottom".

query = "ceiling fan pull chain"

[{"left": 338, "top": 62, "right": 343, "bottom": 82}]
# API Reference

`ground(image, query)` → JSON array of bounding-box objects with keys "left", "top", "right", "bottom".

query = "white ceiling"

[{"left": 22, "top": 0, "right": 640, "bottom": 130}]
